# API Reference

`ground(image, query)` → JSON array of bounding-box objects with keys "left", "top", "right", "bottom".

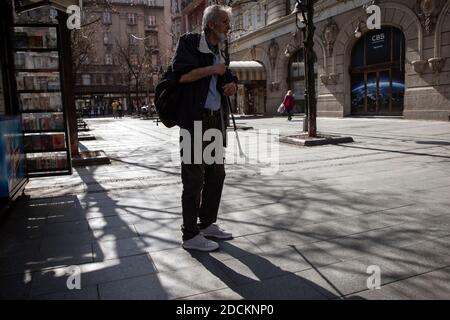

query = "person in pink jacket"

[{"left": 282, "top": 90, "right": 295, "bottom": 121}]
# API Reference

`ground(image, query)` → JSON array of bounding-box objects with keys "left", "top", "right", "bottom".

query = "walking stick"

[
  {"left": 222, "top": 33, "right": 247, "bottom": 158},
  {"left": 223, "top": 37, "right": 237, "bottom": 132}
]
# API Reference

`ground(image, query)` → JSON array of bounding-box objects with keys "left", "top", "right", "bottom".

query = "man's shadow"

[{"left": 187, "top": 241, "right": 364, "bottom": 300}]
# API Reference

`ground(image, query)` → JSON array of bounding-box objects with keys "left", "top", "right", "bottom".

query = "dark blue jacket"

[{"left": 171, "top": 32, "right": 237, "bottom": 147}]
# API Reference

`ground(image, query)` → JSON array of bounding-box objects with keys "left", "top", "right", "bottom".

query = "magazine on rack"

[
  {"left": 52, "top": 134, "right": 65, "bottom": 149},
  {"left": 16, "top": 76, "right": 24, "bottom": 90},
  {"left": 39, "top": 115, "right": 50, "bottom": 131},
  {"left": 31, "top": 135, "right": 42, "bottom": 151},
  {"left": 41, "top": 135, "right": 53, "bottom": 150},
  {"left": 24, "top": 76, "right": 34, "bottom": 90}
]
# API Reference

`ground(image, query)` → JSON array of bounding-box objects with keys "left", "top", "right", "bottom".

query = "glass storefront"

[{"left": 350, "top": 27, "right": 405, "bottom": 116}]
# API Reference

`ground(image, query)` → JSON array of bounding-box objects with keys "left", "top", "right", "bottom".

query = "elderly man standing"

[{"left": 171, "top": 4, "right": 238, "bottom": 251}]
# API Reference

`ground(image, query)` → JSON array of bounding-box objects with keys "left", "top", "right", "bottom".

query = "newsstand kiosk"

[{"left": 1, "top": 0, "right": 76, "bottom": 216}]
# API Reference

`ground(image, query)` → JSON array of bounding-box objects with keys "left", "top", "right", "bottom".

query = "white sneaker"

[
  {"left": 182, "top": 234, "right": 219, "bottom": 252},
  {"left": 200, "top": 224, "right": 233, "bottom": 240}
]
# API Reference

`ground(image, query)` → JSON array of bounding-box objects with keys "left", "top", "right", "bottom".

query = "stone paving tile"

[
  {"left": 0, "top": 273, "right": 33, "bottom": 299},
  {"left": 98, "top": 264, "right": 233, "bottom": 300},
  {"left": 88, "top": 211, "right": 176, "bottom": 230},
  {"left": 294, "top": 268, "right": 345, "bottom": 299},
  {"left": 92, "top": 237, "right": 151, "bottom": 261},
  {"left": 0, "top": 243, "right": 94, "bottom": 277},
  {"left": 401, "top": 235, "right": 450, "bottom": 256},
  {"left": 10, "top": 197, "right": 82, "bottom": 218},
  {"left": 0, "top": 215, "right": 47, "bottom": 235},
  {"left": 217, "top": 219, "right": 276, "bottom": 238},
  {"left": 149, "top": 237, "right": 262, "bottom": 273},
  {"left": 398, "top": 219, "right": 450, "bottom": 241},
  {"left": 179, "top": 288, "right": 244, "bottom": 300},
  {"left": 210, "top": 247, "right": 313, "bottom": 286},
  {"left": 132, "top": 220, "right": 181, "bottom": 236},
  {"left": 32, "top": 285, "right": 99, "bottom": 300},
  {"left": 150, "top": 247, "right": 219, "bottom": 273},
  {"left": 348, "top": 225, "right": 443, "bottom": 251},
  {"left": 92, "top": 231, "right": 181, "bottom": 261},
  {"left": 91, "top": 225, "right": 139, "bottom": 243},
  {"left": 87, "top": 214, "right": 146, "bottom": 230},
  {"left": 349, "top": 247, "right": 450, "bottom": 283},
  {"left": 127, "top": 210, "right": 182, "bottom": 224},
  {"left": 377, "top": 267, "right": 450, "bottom": 299},
  {"left": 36, "top": 220, "right": 90, "bottom": 237},
  {"left": 249, "top": 212, "right": 317, "bottom": 231},
  {"left": 288, "top": 218, "right": 387, "bottom": 242},
  {"left": 0, "top": 239, "right": 41, "bottom": 259},
  {"left": 344, "top": 287, "right": 410, "bottom": 300},
  {"left": 45, "top": 211, "right": 90, "bottom": 224},
  {"left": 213, "top": 237, "right": 264, "bottom": 259},
  {"left": 225, "top": 272, "right": 329, "bottom": 300},
  {"left": 29, "top": 253, "right": 157, "bottom": 297},
  {"left": 292, "top": 243, "right": 343, "bottom": 268},
  {"left": 295, "top": 259, "right": 399, "bottom": 298},
  {"left": 220, "top": 202, "right": 296, "bottom": 219},
  {"left": 39, "top": 225, "right": 138, "bottom": 249},
  {"left": 244, "top": 230, "right": 317, "bottom": 252}
]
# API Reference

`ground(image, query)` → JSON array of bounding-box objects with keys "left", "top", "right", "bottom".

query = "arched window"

[{"left": 288, "top": 49, "right": 317, "bottom": 113}]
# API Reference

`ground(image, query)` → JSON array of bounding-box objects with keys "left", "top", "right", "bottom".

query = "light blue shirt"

[{"left": 204, "top": 45, "right": 222, "bottom": 111}]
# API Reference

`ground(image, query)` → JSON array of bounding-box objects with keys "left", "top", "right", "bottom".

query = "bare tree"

[
  {"left": 70, "top": 19, "right": 100, "bottom": 83},
  {"left": 114, "top": 35, "right": 154, "bottom": 115}
]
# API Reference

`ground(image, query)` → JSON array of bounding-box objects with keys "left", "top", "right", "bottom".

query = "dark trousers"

[
  {"left": 181, "top": 110, "right": 226, "bottom": 241},
  {"left": 286, "top": 109, "right": 293, "bottom": 120}
]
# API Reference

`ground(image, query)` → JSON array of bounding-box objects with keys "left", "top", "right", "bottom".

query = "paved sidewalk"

[{"left": 1, "top": 116, "right": 450, "bottom": 299}]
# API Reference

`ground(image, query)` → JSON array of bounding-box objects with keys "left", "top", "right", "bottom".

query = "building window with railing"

[
  {"left": 128, "top": 13, "right": 136, "bottom": 25},
  {"left": 146, "top": 34, "right": 157, "bottom": 47},
  {"left": 82, "top": 74, "right": 91, "bottom": 86},
  {"left": 105, "top": 53, "right": 113, "bottom": 65},
  {"left": 102, "top": 11, "right": 112, "bottom": 24},
  {"left": 103, "top": 32, "right": 112, "bottom": 45},
  {"left": 147, "top": 15, "right": 156, "bottom": 26},
  {"left": 80, "top": 54, "right": 89, "bottom": 65}
]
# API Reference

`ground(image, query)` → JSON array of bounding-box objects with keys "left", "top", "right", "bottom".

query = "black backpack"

[{"left": 154, "top": 67, "right": 180, "bottom": 128}]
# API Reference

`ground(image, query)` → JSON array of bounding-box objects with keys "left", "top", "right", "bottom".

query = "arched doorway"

[
  {"left": 350, "top": 26, "right": 405, "bottom": 116},
  {"left": 288, "top": 49, "right": 317, "bottom": 113}
]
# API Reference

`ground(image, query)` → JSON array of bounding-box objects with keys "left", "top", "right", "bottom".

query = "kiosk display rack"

[{"left": 12, "top": 21, "right": 72, "bottom": 177}]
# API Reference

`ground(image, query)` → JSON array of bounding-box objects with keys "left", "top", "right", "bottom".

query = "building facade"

[
  {"left": 229, "top": 0, "right": 450, "bottom": 121},
  {"left": 75, "top": 0, "right": 172, "bottom": 115}
]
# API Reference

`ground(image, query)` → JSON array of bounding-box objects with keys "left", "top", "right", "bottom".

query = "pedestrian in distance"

[
  {"left": 282, "top": 90, "right": 295, "bottom": 121},
  {"left": 118, "top": 101, "right": 123, "bottom": 118},
  {"left": 111, "top": 100, "right": 118, "bottom": 119},
  {"left": 172, "top": 4, "right": 238, "bottom": 252}
]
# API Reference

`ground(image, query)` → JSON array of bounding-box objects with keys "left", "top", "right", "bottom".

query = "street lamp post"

[{"left": 294, "top": 0, "right": 317, "bottom": 137}]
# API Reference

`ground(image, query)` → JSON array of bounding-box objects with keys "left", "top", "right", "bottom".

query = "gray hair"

[{"left": 202, "top": 4, "right": 232, "bottom": 32}]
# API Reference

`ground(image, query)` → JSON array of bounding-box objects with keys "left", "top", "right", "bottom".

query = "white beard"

[{"left": 212, "top": 29, "right": 227, "bottom": 42}]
